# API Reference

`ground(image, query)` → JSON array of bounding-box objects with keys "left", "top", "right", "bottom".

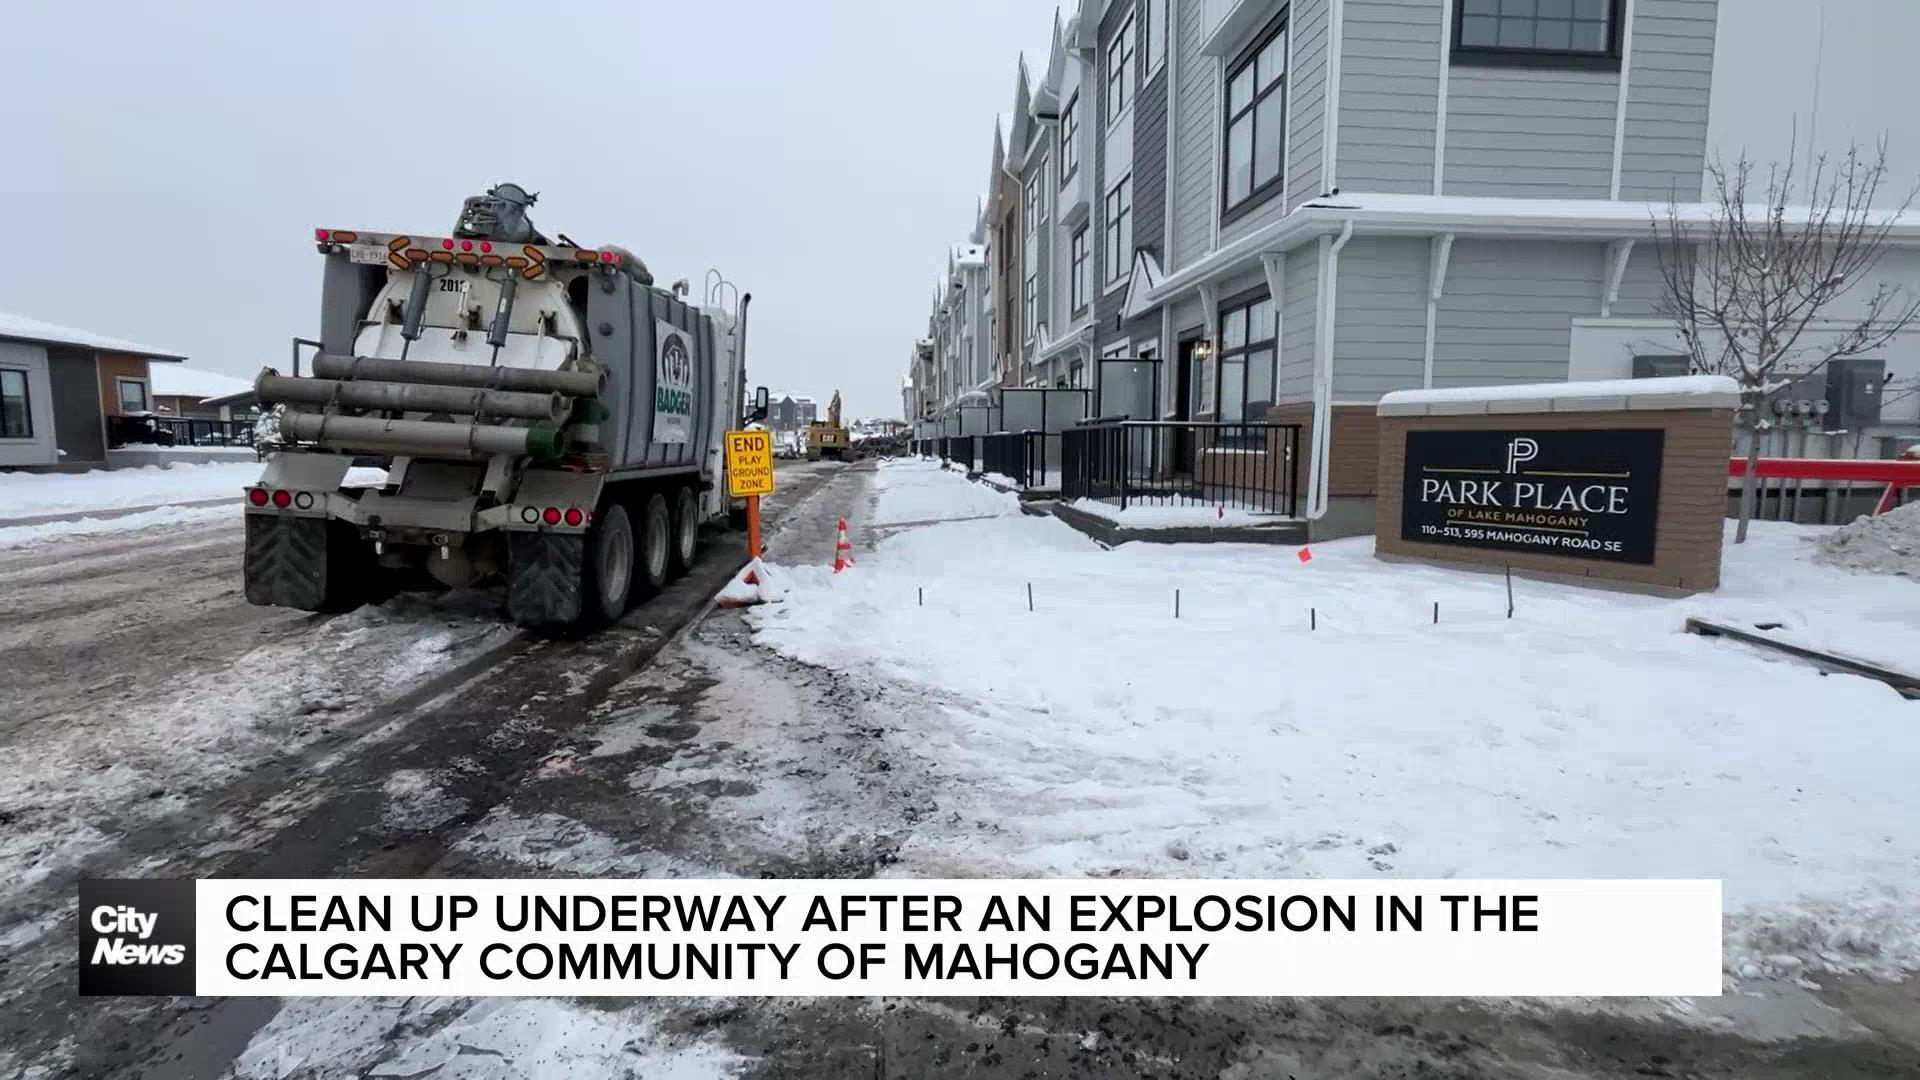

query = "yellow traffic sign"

[{"left": 725, "top": 429, "right": 775, "bottom": 497}]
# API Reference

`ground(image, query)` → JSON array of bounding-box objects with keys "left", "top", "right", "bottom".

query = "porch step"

[{"left": 1048, "top": 501, "right": 1309, "bottom": 548}]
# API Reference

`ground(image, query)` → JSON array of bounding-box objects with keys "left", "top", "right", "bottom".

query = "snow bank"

[
  {"left": 1066, "top": 498, "right": 1293, "bottom": 529},
  {"left": 0, "top": 504, "right": 230, "bottom": 548},
  {"left": 1816, "top": 501, "right": 1920, "bottom": 578},
  {"left": 748, "top": 465, "right": 1920, "bottom": 983},
  {"left": 0, "top": 461, "right": 257, "bottom": 518}
]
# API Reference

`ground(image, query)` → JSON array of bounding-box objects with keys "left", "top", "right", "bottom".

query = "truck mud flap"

[
  {"left": 507, "top": 532, "right": 585, "bottom": 627},
  {"left": 243, "top": 515, "right": 332, "bottom": 611}
]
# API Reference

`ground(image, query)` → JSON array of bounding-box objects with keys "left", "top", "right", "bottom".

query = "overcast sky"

[{"left": 0, "top": 1, "right": 1052, "bottom": 420}]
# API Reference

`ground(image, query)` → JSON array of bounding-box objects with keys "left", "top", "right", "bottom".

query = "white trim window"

[
  {"left": 116, "top": 376, "right": 149, "bottom": 415},
  {"left": 1105, "top": 12, "right": 1136, "bottom": 127},
  {"left": 1023, "top": 273, "right": 1039, "bottom": 341},
  {"left": 1103, "top": 175, "right": 1133, "bottom": 285},
  {"left": 1024, "top": 164, "right": 1047, "bottom": 235},
  {"left": 1059, "top": 93, "right": 1080, "bottom": 179},
  {"left": 0, "top": 368, "right": 33, "bottom": 439}
]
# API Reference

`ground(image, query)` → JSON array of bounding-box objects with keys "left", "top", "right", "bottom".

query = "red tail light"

[
  {"left": 441, "top": 238, "right": 454, "bottom": 250},
  {"left": 247, "top": 488, "right": 269, "bottom": 506},
  {"left": 460, "top": 239, "right": 474, "bottom": 252},
  {"left": 542, "top": 507, "right": 562, "bottom": 525},
  {"left": 479, "top": 241, "right": 493, "bottom": 253},
  {"left": 599, "top": 251, "right": 618, "bottom": 264},
  {"left": 563, "top": 508, "right": 584, "bottom": 527},
  {"left": 272, "top": 490, "right": 292, "bottom": 509},
  {"left": 314, "top": 228, "right": 331, "bottom": 242}
]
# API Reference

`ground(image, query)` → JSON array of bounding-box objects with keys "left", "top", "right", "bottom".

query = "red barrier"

[{"left": 1727, "top": 457, "right": 1920, "bottom": 515}]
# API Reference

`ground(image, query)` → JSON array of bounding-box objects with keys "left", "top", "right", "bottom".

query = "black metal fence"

[
  {"left": 109, "top": 414, "right": 256, "bottom": 449},
  {"left": 940, "top": 436, "right": 977, "bottom": 471},
  {"left": 1061, "top": 420, "right": 1302, "bottom": 516},
  {"left": 981, "top": 431, "right": 1044, "bottom": 488}
]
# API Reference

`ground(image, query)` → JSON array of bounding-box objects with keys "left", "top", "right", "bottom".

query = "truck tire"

[
  {"left": 244, "top": 515, "right": 361, "bottom": 612},
  {"left": 670, "top": 486, "right": 699, "bottom": 575},
  {"left": 507, "top": 532, "right": 585, "bottom": 628},
  {"left": 582, "top": 502, "right": 635, "bottom": 625},
  {"left": 638, "top": 492, "right": 671, "bottom": 594}
]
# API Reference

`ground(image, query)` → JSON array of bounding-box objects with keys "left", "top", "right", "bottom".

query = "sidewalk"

[{"left": 0, "top": 496, "right": 231, "bottom": 529}]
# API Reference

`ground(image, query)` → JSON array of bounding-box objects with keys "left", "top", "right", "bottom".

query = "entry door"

[
  {"left": 48, "top": 349, "right": 105, "bottom": 464},
  {"left": 1175, "top": 337, "right": 1200, "bottom": 473}
]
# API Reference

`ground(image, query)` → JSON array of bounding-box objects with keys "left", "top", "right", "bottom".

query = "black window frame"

[
  {"left": 1059, "top": 92, "right": 1080, "bottom": 181},
  {"left": 1220, "top": 14, "right": 1289, "bottom": 224},
  {"left": 1070, "top": 225, "right": 1091, "bottom": 314},
  {"left": 1104, "top": 174, "right": 1133, "bottom": 286},
  {"left": 1212, "top": 287, "right": 1278, "bottom": 426},
  {"left": 0, "top": 367, "right": 32, "bottom": 439},
  {"left": 1451, "top": 0, "right": 1624, "bottom": 71}
]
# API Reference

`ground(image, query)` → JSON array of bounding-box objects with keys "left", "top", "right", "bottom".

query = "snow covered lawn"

[
  {"left": 0, "top": 461, "right": 258, "bottom": 518},
  {"left": 750, "top": 460, "right": 1920, "bottom": 983}
]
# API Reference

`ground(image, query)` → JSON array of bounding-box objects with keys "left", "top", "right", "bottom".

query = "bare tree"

[{"left": 1653, "top": 139, "right": 1920, "bottom": 542}]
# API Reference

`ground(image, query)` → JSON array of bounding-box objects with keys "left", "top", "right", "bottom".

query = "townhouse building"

[{"left": 910, "top": 0, "right": 1920, "bottom": 534}]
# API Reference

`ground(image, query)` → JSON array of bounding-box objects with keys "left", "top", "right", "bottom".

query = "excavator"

[{"left": 805, "top": 390, "right": 850, "bottom": 461}]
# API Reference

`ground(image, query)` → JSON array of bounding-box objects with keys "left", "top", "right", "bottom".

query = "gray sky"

[{"left": 0, "top": 1, "right": 1052, "bottom": 420}]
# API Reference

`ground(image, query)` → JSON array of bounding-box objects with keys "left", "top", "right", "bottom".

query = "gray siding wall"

[
  {"left": 1094, "top": 0, "right": 1135, "bottom": 356},
  {"left": 1170, "top": 0, "right": 1216, "bottom": 269},
  {"left": 1278, "top": 244, "right": 1320, "bottom": 405},
  {"left": 1330, "top": 237, "right": 1430, "bottom": 399},
  {"left": 1431, "top": 239, "right": 1608, "bottom": 386},
  {"left": 1133, "top": 46, "right": 1170, "bottom": 263},
  {"left": 1617, "top": 0, "right": 1717, "bottom": 201},
  {"left": 1286, "top": 0, "right": 1332, "bottom": 210},
  {"left": 1339, "top": 0, "right": 1441, "bottom": 195},
  {"left": 1443, "top": 67, "right": 1617, "bottom": 197}
]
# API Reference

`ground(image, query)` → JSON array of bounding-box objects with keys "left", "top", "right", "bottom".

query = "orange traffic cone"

[{"left": 833, "top": 518, "right": 854, "bottom": 573}]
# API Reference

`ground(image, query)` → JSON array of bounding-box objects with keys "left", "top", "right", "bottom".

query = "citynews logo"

[{"left": 79, "top": 879, "right": 197, "bottom": 996}]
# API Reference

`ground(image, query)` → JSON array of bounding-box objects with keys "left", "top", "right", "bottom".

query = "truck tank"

[{"left": 242, "top": 184, "right": 763, "bottom": 629}]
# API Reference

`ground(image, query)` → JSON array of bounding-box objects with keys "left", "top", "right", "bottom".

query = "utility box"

[
  {"left": 1825, "top": 357, "right": 1885, "bottom": 429},
  {"left": 1632, "top": 355, "right": 1690, "bottom": 379}
]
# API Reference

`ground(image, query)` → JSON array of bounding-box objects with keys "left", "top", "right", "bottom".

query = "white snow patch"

[
  {"left": 1379, "top": 374, "right": 1738, "bottom": 408},
  {"left": 0, "top": 461, "right": 258, "bottom": 518},
  {"left": 746, "top": 464, "right": 1920, "bottom": 982},
  {"left": 342, "top": 466, "right": 389, "bottom": 489},
  {"left": 380, "top": 769, "right": 469, "bottom": 833},
  {"left": 233, "top": 998, "right": 740, "bottom": 1080},
  {"left": 149, "top": 364, "right": 254, "bottom": 401},
  {"left": 0, "top": 309, "right": 184, "bottom": 358}
]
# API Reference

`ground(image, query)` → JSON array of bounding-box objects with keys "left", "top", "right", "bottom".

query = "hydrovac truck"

[{"left": 242, "top": 183, "right": 768, "bottom": 628}]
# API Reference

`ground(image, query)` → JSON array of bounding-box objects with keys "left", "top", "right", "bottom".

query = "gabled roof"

[
  {"left": 1120, "top": 250, "right": 1166, "bottom": 321},
  {"left": 0, "top": 311, "right": 187, "bottom": 361},
  {"left": 1033, "top": 9, "right": 1070, "bottom": 118},
  {"left": 1008, "top": 59, "right": 1035, "bottom": 158}
]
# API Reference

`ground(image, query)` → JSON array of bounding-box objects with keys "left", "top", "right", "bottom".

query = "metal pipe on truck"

[
  {"left": 311, "top": 353, "right": 607, "bottom": 398},
  {"left": 256, "top": 372, "right": 568, "bottom": 423},
  {"left": 279, "top": 412, "right": 566, "bottom": 459}
]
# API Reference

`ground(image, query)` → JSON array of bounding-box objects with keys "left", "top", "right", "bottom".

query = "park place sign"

[{"left": 1400, "top": 430, "right": 1664, "bottom": 565}]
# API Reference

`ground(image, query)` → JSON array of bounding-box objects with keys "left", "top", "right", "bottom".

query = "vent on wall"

[{"left": 1631, "top": 355, "right": 1690, "bottom": 379}]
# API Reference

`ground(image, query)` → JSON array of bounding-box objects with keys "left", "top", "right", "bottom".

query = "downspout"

[
  {"left": 1422, "top": 232, "right": 1453, "bottom": 388},
  {"left": 1308, "top": 218, "right": 1354, "bottom": 520}
]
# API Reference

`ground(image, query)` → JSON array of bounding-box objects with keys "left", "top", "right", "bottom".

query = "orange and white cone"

[{"left": 833, "top": 518, "right": 854, "bottom": 573}]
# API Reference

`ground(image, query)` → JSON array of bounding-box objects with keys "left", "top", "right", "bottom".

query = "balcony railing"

[
  {"left": 1061, "top": 420, "right": 1302, "bottom": 517},
  {"left": 109, "top": 414, "right": 257, "bottom": 449}
]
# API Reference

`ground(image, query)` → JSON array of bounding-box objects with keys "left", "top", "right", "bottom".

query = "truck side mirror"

[{"left": 749, "top": 385, "right": 770, "bottom": 423}]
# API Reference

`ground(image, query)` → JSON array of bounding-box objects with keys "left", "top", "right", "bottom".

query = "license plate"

[{"left": 348, "top": 244, "right": 390, "bottom": 265}]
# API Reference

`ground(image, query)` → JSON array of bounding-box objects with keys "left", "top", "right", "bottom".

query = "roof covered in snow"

[
  {"left": 150, "top": 364, "right": 255, "bottom": 402},
  {"left": 1379, "top": 375, "right": 1740, "bottom": 416},
  {"left": 0, "top": 311, "right": 187, "bottom": 361}
]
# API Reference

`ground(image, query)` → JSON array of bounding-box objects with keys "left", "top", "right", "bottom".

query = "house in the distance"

[
  {"left": 152, "top": 365, "right": 255, "bottom": 420},
  {"left": 0, "top": 311, "right": 188, "bottom": 471}
]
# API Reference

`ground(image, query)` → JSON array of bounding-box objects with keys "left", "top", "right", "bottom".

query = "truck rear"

[{"left": 242, "top": 184, "right": 763, "bottom": 628}]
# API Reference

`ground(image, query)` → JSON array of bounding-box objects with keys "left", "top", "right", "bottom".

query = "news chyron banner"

[{"left": 81, "top": 878, "right": 1722, "bottom": 998}]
